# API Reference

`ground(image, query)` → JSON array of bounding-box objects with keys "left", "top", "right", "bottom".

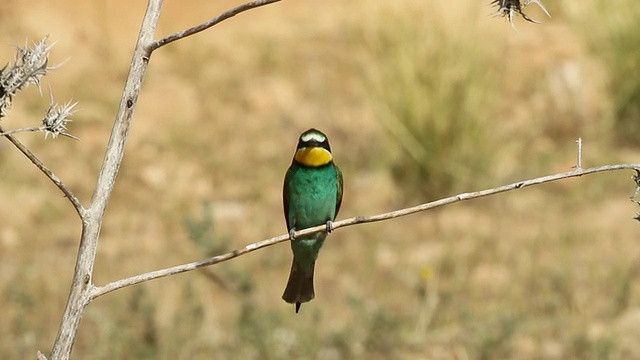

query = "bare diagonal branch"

[
  {"left": 0, "top": 124, "right": 85, "bottom": 217},
  {"left": 90, "top": 163, "right": 640, "bottom": 300},
  {"left": 148, "top": 0, "right": 282, "bottom": 51}
]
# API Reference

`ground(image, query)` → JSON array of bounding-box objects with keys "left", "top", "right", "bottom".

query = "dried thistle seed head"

[
  {"left": 5, "top": 37, "right": 53, "bottom": 93},
  {"left": 42, "top": 95, "right": 78, "bottom": 140},
  {"left": 490, "top": 0, "right": 550, "bottom": 30},
  {"left": 0, "top": 36, "right": 56, "bottom": 119}
]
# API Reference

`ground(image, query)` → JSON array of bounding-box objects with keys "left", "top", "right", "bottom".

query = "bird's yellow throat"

[{"left": 294, "top": 147, "right": 333, "bottom": 167}]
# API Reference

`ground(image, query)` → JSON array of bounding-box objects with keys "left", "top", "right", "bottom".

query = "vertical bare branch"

[{"left": 49, "top": 1, "right": 163, "bottom": 358}]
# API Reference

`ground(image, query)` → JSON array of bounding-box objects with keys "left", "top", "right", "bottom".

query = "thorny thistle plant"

[
  {"left": 42, "top": 93, "right": 78, "bottom": 140},
  {"left": 491, "top": 0, "right": 551, "bottom": 30},
  {"left": 0, "top": 36, "right": 77, "bottom": 140},
  {"left": 0, "top": 37, "right": 53, "bottom": 118}
]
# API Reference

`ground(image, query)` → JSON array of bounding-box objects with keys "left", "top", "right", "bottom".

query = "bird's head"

[{"left": 293, "top": 128, "right": 333, "bottom": 167}]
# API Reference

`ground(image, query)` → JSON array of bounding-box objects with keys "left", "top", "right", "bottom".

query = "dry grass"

[{"left": 1, "top": 0, "right": 640, "bottom": 359}]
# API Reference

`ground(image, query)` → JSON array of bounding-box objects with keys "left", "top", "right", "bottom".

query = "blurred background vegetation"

[{"left": 1, "top": 0, "right": 640, "bottom": 359}]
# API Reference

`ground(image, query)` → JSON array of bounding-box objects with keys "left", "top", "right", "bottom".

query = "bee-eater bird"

[{"left": 282, "top": 128, "right": 343, "bottom": 313}]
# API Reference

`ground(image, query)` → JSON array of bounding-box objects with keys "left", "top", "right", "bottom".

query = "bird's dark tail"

[{"left": 282, "top": 259, "right": 315, "bottom": 313}]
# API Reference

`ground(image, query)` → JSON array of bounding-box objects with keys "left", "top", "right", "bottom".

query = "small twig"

[
  {"left": 0, "top": 126, "right": 43, "bottom": 136},
  {"left": 0, "top": 125, "right": 79, "bottom": 140},
  {"left": 0, "top": 124, "right": 85, "bottom": 218},
  {"left": 90, "top": 163, "right": 640, "bottom": 300},
  {"left": 147, "top": 0, "right": 282, "bottom": 51},
  {"left": 575, "top": 137, "right": 583, "bottom": 169}
]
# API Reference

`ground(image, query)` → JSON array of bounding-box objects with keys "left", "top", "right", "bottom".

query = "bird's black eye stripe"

[{"left": 297, "top": 139, "right": 331, "bottom": 152}]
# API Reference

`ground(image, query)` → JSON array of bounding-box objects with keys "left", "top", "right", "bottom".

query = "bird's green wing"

[
  {"left": 335, "top": 164, "right": 343, "bottom": 218},
  {"left": 283, "top": 165, "right": 295, "bottom": 231}
]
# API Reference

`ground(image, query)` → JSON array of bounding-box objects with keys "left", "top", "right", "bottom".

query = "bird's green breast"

[
  {"left": 285, "top": 163, "right": 339, "bottom": 230},
  {"left": 284, "top": 163, "right": 340, "bottom": 271}
]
